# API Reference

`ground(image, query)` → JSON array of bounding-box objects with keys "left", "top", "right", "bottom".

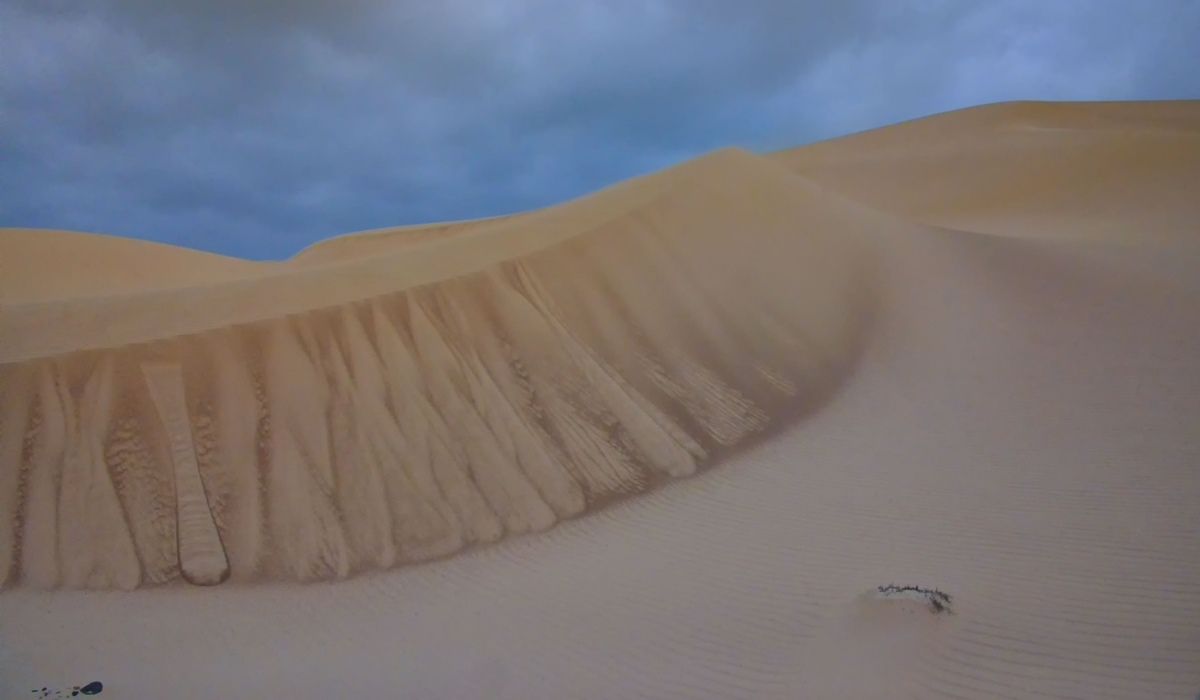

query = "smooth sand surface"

[{"left": 1, "top": 100, "right": 1198, "bottom": 698}]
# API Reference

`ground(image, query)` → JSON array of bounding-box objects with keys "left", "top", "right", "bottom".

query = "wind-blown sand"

[{"left": 2, "top": 100, "right": 1198, "bottom": 698}]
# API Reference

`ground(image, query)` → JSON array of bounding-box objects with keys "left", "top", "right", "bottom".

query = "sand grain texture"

[{"left": 1, "top": 100, "right": 1198, "bottom": 699}]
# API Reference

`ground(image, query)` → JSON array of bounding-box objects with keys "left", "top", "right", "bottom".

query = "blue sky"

[{"left": 2, "top": 1, "right": 1197, "bottom": 260}]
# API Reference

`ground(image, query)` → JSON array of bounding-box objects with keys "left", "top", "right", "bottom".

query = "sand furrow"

[
  {"left": 0, "top": 366, "right": 33, "bottom": 584},
  {"left": 262, "top": 320, "right": 350, "bottom": 580},
  {"left": 468, "top": 272, "right": 648, "bottom": 499},
  {"left": 344, "top": 302, "right": 469, "bottom": 563},
  {"left": 509, "top": 260, "right": 705, "bottom": 475},
  {"left": 430, "top": 284, "right": 590, "bottom": 518},
  {"left": 199, "top": 331, "right": 266, "bottom": 580},
  {"left": 406, "top": 294, "right": 559, "bottom": 535},
  {"left": 19, "top": 365, "right": 69, "bottom": 587},
  {"left": 367, "top": 301, "right": 505, "bottom": 546},
  {"left": 103, "top": 355, "right": 180, "bottom": 584},
  {"left": 56, "top": 356, "right": 140, "bottom": 589},
  {"left": 316, "top": 314, "right": 400, "bottom": 570}
]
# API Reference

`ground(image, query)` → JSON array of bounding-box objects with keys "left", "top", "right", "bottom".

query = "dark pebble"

[{"left": 80, "top": 682, "right": 103, "bottom": 695}]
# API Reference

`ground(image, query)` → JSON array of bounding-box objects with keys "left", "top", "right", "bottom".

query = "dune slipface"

[{"left": 0, "top": 148, "right": 876, "bottom": 588}]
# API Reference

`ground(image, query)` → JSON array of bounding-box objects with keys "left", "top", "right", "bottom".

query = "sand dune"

[
  {"left": 771, "top": 100, "right": 1200, "bottom": 241},
  {"left": 1, "top": 147, "right": 876, "bottom": 587},
  {"left": 2, "top": 100, "right": 1199, "bottom": 698}
]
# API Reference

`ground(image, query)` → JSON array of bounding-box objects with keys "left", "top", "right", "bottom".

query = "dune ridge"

[{"left": 0, "top": 148, "right": 879, "bottom": 588}]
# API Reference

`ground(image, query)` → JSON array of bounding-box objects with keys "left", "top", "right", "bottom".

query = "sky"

[{"left": 3, "top": 1, "right": 1198, "bottom": 260}]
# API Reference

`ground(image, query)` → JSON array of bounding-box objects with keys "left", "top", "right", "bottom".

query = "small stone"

[{"left": 79, "top": 682, "right": 103, "bottom": 695}]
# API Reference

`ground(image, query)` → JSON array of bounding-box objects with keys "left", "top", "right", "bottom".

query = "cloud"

[{"left": 2, "top": 0, "right": 1196, "bottom": 259}]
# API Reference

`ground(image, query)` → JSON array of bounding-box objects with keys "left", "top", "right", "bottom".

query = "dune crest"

[{"left": 0, "top": 149, "right": 878, "bottom": 588}]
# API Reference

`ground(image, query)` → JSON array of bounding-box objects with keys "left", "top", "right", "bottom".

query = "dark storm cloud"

[{"left": 2, "top": 1, "right": 1196, "bottom": 259}]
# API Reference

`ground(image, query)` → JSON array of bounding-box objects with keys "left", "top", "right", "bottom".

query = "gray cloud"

[{"left": 2, "top": 0, "right": 1196, "bottom": 259}]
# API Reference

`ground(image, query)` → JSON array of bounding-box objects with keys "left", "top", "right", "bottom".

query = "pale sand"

[{"left": 1, "top": 100, "right": 1198, "bottom": 698}]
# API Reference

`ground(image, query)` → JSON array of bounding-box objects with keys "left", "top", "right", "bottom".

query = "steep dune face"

[{"left": 0, "top": 148, "right": 880, "bottom": 588}]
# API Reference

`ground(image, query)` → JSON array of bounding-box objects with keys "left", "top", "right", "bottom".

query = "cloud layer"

[{"left": 3, "top": 1, "right": 1197, "bottom": 258}]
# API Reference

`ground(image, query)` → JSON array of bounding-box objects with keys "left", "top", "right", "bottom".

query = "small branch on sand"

[{"left": 876, "top": 583, "right": 955, "bottom": 614}]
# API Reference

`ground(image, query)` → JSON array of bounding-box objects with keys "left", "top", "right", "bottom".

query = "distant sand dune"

[
  {"left": 0, "top": 228, "right": 265, "bottom": 303},
  {"left": 772, "top": 100, "right": 1200, "bottom": 241},
  {"left": 1, "top": 100, "right": 1198, "bottom": 699}
]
